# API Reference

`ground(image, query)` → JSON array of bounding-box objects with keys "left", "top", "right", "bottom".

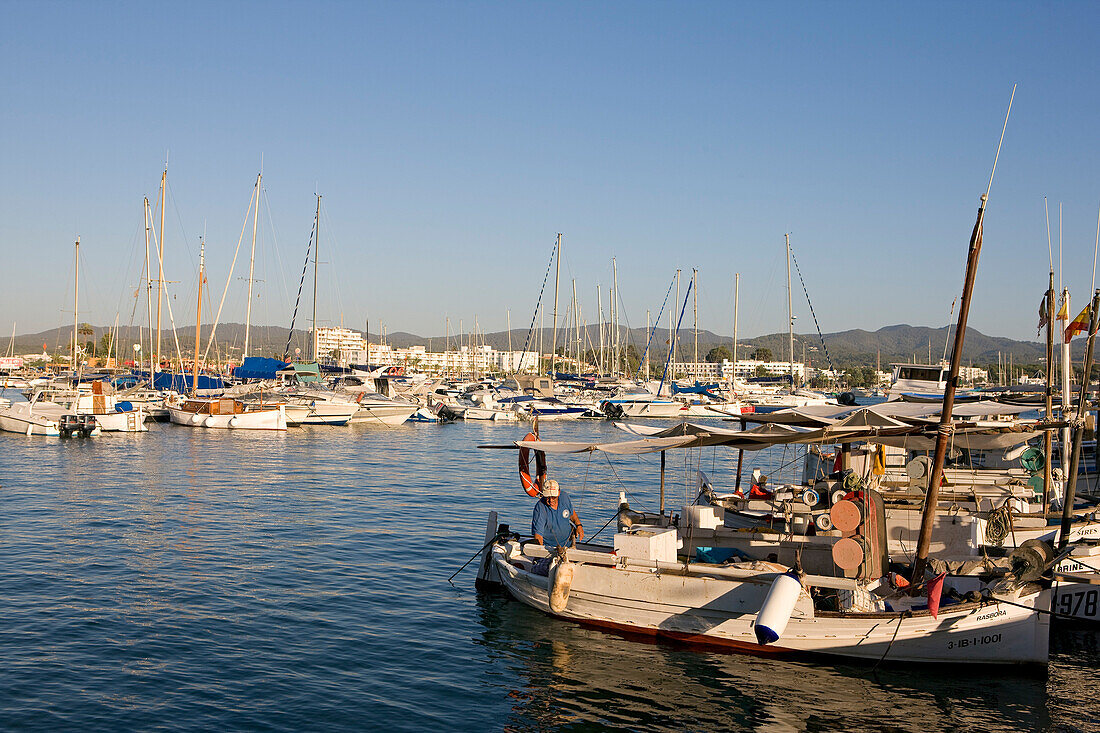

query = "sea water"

[{"left": 0, "top": 412, "right": 1096, "bottom": 731}]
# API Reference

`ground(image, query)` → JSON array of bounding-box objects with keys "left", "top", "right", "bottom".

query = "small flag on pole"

[
  {"left": 1056, "top": 297, "right": 1069, "bottom": 321},
  {"left": 1065, "top": 304, "right": 1091, "bottom": 341},
  {"left": 1038, "top": 293, "right": 1050, "bottom": 336}
]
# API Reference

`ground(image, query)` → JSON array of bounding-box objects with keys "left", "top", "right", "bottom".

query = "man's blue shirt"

[{"left": 532, "top": 490, "right": 575, "bottom": 548}]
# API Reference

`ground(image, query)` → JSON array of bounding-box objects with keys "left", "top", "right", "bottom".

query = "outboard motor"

[
  {"left": 78, "top": 414, "right": 97, "bottom": 437},
  {"left": 59, "top": 414, "right": 81, "bottom": 438},
  {"left": 601, "top": 402, "right": 625, "bottom": 420}
]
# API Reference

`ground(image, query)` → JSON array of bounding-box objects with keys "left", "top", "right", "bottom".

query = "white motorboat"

[
  {"left": 0, "top": 393, "right": 100, "bottom": 437},
  {"left": 347, "top": 392, "right": 418, "bottom": 426},
  {"left": 37, "top": 382, "right": 148, "bottom": 432}
]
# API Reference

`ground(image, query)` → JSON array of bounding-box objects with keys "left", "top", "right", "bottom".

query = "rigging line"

[
  {"left": 201, "top": 185, "right": 256, "bottom": 366},
  {"left": 657, "top": 276, "right": 694, "bottom": 394},
  {"left": 787, "top": 243, "right": 834, "bottom": 374},
  {"left": 284, "top": 219, "right": 317, "bottom": 360},
  {"left": 638, "top": 274, "right": 676, "bottom": 376},
  {"left": 261, "top": 185, "right": 294, "bottom": 317},
  {"left": 517, "top": 243, "right": 558, "bottom": 373},
  {"left": 283, "top": 220, "right": 319, "bottom": 358}
]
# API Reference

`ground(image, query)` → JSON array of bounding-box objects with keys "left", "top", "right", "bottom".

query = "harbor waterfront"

[{"left": 1, "top": 407, "right": 1097, "bottom": 732}]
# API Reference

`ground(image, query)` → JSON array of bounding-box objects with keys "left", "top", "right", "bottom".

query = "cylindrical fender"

[
  {"left": 548, "top": 558, "right": 574, "bottom": 613},
  {"left": 518, "top": 432, "right": 546, "bottom": 497},
  {"left": 754, "top": 570, "right": 802, "bottom": 645}
]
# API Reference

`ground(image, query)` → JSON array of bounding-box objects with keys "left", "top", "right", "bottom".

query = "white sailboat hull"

[{"left": 489, "top": 543, "right": 1049, "bottom": 665}]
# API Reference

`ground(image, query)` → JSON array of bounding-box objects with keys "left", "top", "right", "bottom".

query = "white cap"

[{"left": 541, "top": 479, "right": 560, "bottom": 498}]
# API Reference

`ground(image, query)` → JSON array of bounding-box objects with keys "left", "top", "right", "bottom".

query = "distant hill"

[{"left": 12, "top": 321, "right": 1052, "bottom": 370}]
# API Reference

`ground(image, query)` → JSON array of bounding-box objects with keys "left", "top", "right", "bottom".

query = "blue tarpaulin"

[
  {"left": 233, "top": 357, "right": 290, "bottom": 380},
  {"left": 131, "top": 371, "right": 227, "bottom": 391}
]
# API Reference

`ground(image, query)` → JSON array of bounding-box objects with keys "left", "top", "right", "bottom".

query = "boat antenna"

[{"left": 911, "top": 84, "right": 1014, "bottom": 583}]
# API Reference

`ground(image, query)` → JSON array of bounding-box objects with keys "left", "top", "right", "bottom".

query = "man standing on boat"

[{"left": 532, "top": 479, "right": 583, "bottom": 552}]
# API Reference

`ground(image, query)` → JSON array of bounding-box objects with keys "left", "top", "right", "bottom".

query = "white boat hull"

[
  {"left": 488, "top": 542, "right": 1049, "bottom": 664},
  {"left": 349, "top": 402, "right": 417, "bottom": 426},
  {"left": 284, "top": 402, "right": 358, "bottom": 426},
  {"left": 168, "top": 405, "right": 287, "bottom": 430}
]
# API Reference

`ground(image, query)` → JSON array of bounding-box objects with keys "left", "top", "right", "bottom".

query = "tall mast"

[
  {"left": 507, "top": 309, "right": 512, "bottom": 373},
  {"left": 155, "top": 167, "right": 166, "bottom": 372},
  {"left": 1061, "top": 291, "right": 1100, "bottom": 548},
  {"left": 612, "top": 257, "right": 619, "bottom": 376},
  {"left": 72, "top": 237, "right": 80, "bottom": 370},
  {"left": 550, "top": 233, "right": 561, "bottom": 377},
  {"left": 244, "top": 172, "right": 261, "bottom": 358},
  {"left": 143, "top": 199, "right": 153, "bottom": 378},
  {"left": 572, "top": 278, "right": 579, "bottom": 370},
  {"left": 786, "top": 233, "right": 795, "bottom": 390},
  {"left": 672, "top": 269, "right": 679, "bottom": 382},
  {"left": 645, "top": 309, "right": 650, "bottom": 379},
  {"left": 733, "top": 272, "right": 740, "bottom": 391},
  {"left": 912, "top": 84, "right": 1013, "bottom": 582},
  {"left": 1061, "top": 288, "right": 1072, "bottom": 464},
  {"left": 597, "top": 285, "right": 604, "bottom": 375},
  {"left": 693, "top": 268, "right": 698, "bottom": 370},
  {"left": 312, "top": 194, "right": 321, "bottom": 362},
  {"left": 193, "top": 236, "right": 205, "bottom": 395}
]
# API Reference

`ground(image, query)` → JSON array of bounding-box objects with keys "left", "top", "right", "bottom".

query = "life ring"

[{"left": 518, "top": 431, "right": 546, "bottom": 497}]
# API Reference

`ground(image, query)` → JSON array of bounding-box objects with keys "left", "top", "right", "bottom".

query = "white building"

[
  {"left": 667, "top": 359, "right": 807, "bottom": 382},
  {"left": 311, "top": 327, "right": 369, "bottom": 357},
  {"left": 338, "top": 343, "right": 539, "bottom": 375}
]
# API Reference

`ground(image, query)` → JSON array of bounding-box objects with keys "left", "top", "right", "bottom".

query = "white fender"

[
  {"left": 191, "top": 413, "right": 203, "bottom": 424},
  {"left": 228, "top": 417, "right": 239, "bottom": 427},
  {"left": 548, "top": 558, "right": 575, "bottom": 613},
  {"left": 754, "top": 570, "right": 802, "bottom": 645}
]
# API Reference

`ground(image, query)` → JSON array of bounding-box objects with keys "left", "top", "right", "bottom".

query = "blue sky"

[{"left": 1, "top": 2, "right": 1098, "bottom": 343}]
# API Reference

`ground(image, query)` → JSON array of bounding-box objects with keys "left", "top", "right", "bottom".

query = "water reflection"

[{"left": 475, "top": 591, "right": 1072, "bottom": 732}]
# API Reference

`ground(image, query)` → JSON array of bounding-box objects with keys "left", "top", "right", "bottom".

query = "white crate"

[{"left": 614, "top": 526, "right": 681, "bottom": 563}]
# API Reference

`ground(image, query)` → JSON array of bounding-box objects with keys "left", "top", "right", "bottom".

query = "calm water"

[{"left": 1, "top": 410, "right": 1098, "bottom": 732}]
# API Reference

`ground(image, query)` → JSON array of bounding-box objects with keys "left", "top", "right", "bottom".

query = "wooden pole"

[
  {"left": 1059, "top": 290, "right": 1100, "bottom": 549},
  {"left": 911, "top": 195, "right": 990, "bottom": 582},
  {"left": 912, "top": 85, "right": 1013, "bottom": 582},
  {"left": 660, "top": 451, "right": 666, "bottom": 515}
]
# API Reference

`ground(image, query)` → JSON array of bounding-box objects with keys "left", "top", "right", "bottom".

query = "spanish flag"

[
  {"left": 1065, "top": 303, "right": 1091, "bottom": 341},
  {"left": 1056, "top": 297, "right": 1069, "bottom": 321}
]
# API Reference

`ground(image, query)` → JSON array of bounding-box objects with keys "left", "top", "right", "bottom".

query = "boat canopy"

[
  {"left": 483, "top": 402, "right": 1041, "bottom": 456},
  {"left": 743, "top": 400, "right": 1033, "bottom": 427},
  {"left": 233, "top": 357, "right": 290, "bottom": 380},
  {"left": 277, "top": 362, "right": 322, "bottom": 383}
]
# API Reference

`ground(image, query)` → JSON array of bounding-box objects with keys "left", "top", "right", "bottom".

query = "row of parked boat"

[{"left": 0, "top": 358, "right": 844, "bottom": 436}]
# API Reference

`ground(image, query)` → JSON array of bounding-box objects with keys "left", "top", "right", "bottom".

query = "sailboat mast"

[
  {"left": 572, "top": 279, "right": 579, "bottom": 371},
  {"left": 193, "top": 237, "right": 205, "bottom": 395},
  {"left": 786, "top": 234, "right": 795, "bottom": 390},
  {"left": 244, "top": 172, "right": 261, "bottom": 358},
  {"left": 312, "top": 194, "right": 321, "bottom": 362},
  {"left": 645, "top": 309, "right": 650, "bottom": 379},
  {"left": 156, "top": 167, "right": 166, "bottom": 372},
  {"left": 612, "top": 257, "right": 619, "bottom": 376},
  {"left": 143, "top": 198, "right": 153, "bottom": 379},
  {"left": 72, "top": 237, "right": 79, "bottom": 370},
  {"left": 732, "top": 272, "right": 739, "bottom": 391},
  {"left": 550, "top": 233, "right": 561, "bottom": 378},
  {"left": 671, "top": 269, "right": 679, "bottom": 382},
  {"left": 693, "top": 269, "right": 698, "bottom": 369},
  {"left": 597, "top": 285, "right": 603, "bottom": 375}
]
